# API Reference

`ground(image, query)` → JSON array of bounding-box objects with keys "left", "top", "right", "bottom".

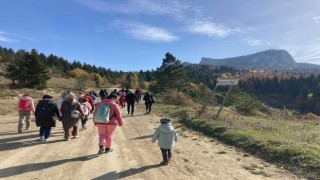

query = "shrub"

[{"left": 162, "top": 90, "right": 194, "bottom": 106}]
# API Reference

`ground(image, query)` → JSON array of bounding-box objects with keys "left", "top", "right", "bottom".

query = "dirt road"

[{"left": 0, "top": 103, "right": 304, "bottom": 180}]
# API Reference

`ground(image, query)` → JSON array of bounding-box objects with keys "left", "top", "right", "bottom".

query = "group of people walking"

[{"left": 16, "top": 89, "right": 177, "bottom": 165}]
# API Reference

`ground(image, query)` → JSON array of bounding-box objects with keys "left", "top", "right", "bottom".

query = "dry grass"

[{"left": 155, "top": 98, "right": 320, "bottom": 178}]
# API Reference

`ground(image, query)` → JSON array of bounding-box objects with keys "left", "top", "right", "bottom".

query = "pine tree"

[{"left": 153, "top": 52, "right": 189, "bottom": 92}]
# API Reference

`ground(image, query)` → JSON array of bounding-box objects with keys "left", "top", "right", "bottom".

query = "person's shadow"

[
  {"left": 0, "top": 154, "right": 99, "bottom": 178},
  {"left": 92, "top": 164, "right": 163, "bottom": 180}
]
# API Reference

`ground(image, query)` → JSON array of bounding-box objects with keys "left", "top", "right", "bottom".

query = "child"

[
  {"left": 79, "top": 97, "right": 92, "bottom": 130},
  {"left": 151, "top": 118, "right": 178, "bottom": 165}
]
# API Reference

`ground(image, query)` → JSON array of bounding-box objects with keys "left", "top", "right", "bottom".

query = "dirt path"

[{"left": 0, "top": 103, "right": 304, "bottom": 180}]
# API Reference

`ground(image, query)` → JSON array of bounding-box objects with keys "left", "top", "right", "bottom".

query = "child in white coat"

[{"left": 151, "top": 118, "right": 178, "bottom": 165}]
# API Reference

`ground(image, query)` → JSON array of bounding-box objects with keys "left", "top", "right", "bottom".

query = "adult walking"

[
  {"left": 143, "top": 92, "right": 154, "bottom": 114},
  {"left": 94, "top": 93, "right": 123, "bottom": 154},
  {"left": 35, "top": 95, "right": 60, "bottom": 141},
  {"left": 17, "top": 93, "right": 35, "bottom": 133},
  {"left": 60, "top": 92, "right": 85, "bottom": 141},
  {"left": 125, "top": 91, "right": 136, "bottom": 116}
]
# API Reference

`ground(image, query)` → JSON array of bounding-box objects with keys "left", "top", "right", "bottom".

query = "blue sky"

[{"left": 0, "top": 0, "right": 319, "bottom": 71}]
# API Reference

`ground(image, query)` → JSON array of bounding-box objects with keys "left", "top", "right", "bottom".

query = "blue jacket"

[{"left": 151, "top": 123, "right": 177, "bottom": 149}]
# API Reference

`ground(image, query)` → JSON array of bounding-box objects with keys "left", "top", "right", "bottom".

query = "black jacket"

[{"left": 35, "top": 99, "right": 60, "bottom": 127}]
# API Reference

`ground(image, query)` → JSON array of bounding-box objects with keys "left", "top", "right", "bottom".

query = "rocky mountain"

[{"left": 198, "top": 49, "right": 320, "bottom": 70}]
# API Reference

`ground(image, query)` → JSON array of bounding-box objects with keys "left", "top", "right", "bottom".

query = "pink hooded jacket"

[
  {"left": 94, "top": 98, "right": 123, "bottom": 126},
  {"left": 17, "top": 95, "right": 35, "bottom": 113}
]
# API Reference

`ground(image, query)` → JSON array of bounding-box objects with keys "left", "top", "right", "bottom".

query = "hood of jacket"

[
  {"left": 101, "top": 98, "right": 116, "bottom": 105},
  {"left": 21, "top": 95, "right": 32, "bottom": 101},
  {"left": 159, "top": 123, "right": 174, "bottom": 133},
  {"left": 39, "top": 99, "right": 53, "bottom": 105}
]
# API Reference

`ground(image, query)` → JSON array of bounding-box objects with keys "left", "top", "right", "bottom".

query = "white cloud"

[
  {"left": 243, "top": 37, "right": 272, "bottom": 46},
  {"left": 185, "top": 19, "right": 243, "bottom": 37},
  {"left": 108, "top": 21, "right": 178, "bottom": 42},
  {"left": 76, "top": 0, "right": 244, "bottom": 38},
  {"left": 283, "top": 43, "right": 320, "bottom": 64},
  {"left": 313, "top": 16, "right": 320, "bottom": 23}
]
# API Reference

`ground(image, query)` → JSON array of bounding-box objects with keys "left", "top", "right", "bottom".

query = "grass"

[{"left": 153, "top": 97, "right": 320, "bottom": 179}]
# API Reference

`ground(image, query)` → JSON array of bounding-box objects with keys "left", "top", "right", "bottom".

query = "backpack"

[
  {"left": 19, "top": 99, "right": 29, "bottom": 110},
  {"left": 36, "top": 102, "right": 54, "bottom": 119},
  {"left": 81, "top": 103, "right": 89, "bottom": 115},
  {"left": 93, "top": 103, "right": 111, "bottom": 124}
]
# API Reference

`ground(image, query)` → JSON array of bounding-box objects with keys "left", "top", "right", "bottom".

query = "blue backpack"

[{"left": 94, "top": 103, "right": 111, "bottom": 124}]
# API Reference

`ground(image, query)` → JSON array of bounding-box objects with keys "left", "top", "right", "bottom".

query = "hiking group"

[{"left": 16, "top": 89, "right": 177, "bottom": 165}]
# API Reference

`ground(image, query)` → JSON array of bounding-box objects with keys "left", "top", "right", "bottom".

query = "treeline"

[
  {"left": 0, "top": 46, "right": 266, "bottom": 116},
  {"left": 0, "top": 46, "right": 153, "bottom": 89},
  {"left": 239, "top": 74, "right": 320, "bottom": 114},
  {"left": 184, "top": 64, "right": 241, "bottom": 89}
]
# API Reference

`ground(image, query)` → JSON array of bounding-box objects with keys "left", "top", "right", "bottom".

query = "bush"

[{"left": 162, "top": 90, "right": 194, "bottom": 106}]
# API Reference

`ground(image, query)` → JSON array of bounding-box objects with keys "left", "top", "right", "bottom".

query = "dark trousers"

[
  {"left": 145, "top": 103, "right": 152, "bottom": 113},
  {"left": 81, "top": 115, "right": 89, "bottom": 127},
  {"left": 127, "top": 102, "right": 135, "bottom": 115},
  {"left": 40, "top": 126, "right": 52, "bottom": 139},
  {"left": 160, "top": 148, "right": 172, "bottom": 162}
]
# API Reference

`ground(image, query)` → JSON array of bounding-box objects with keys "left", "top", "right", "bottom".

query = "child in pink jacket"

[{"left": 94, "top": 93, "right": 123, "bottom": 154}]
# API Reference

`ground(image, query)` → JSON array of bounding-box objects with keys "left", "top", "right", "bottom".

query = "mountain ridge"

[{"left": 185, "top": 49, "right": 320, "bottom": 70}]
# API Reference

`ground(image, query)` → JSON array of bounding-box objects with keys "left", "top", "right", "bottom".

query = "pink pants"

[{"left": 96, "top": 124, "right": 117, "bottom": 148}]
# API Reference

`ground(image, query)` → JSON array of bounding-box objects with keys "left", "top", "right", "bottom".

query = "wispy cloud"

[
  {"left": 74, "top": 0, "right": 188, "bottom": 16},
  {"left": 185, "top": 18, "right": 243, "bottom": 37},
  {"left": 243, "top": 37, "right": 271, "bottom": 46},
  {"left": 107, "top": 20, "right": 178, "bottom": 42},
  {"left": 76, "top": 0, "right": 243, "bottom": 38},
  {"left": 0, "top": 30, "right": 37, "bottom": 42},
  {"left": 284, "top": 42, "right": 320, "bottom": 64},
  {"left": 313, "top": 16, "right": 320, "bottom": 23},
  {"left": 0, "top": 31, "right": 17, "bottom": 42}
]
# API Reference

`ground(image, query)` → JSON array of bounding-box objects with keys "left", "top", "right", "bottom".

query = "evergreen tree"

[{"left": 152, "top": 52, "right": 189, "bottom": 92}]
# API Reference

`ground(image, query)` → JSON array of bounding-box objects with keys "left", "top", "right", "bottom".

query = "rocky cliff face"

[{"left": 199, "top": 49, "right": 318, "bottom": 70}]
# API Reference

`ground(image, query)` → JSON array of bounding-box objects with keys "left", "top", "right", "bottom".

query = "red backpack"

[{"left": 19, "top": 99, "right": 29, "bottom": 110}]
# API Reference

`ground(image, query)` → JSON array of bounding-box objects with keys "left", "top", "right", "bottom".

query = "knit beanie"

[{"left": 160, "top": 118, "right": 171, "bottom": 124}]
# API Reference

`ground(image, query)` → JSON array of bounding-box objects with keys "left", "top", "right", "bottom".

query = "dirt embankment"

[{"left": 0, "top": 103, "right": 304, "bottom": 179}]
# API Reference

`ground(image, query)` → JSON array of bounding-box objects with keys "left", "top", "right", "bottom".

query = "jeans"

[
  {"left": 18, "top": 111, "right": 31, "bottom": 130},
  {"left": 40, "top": 126, "right": 51, "bottom": 139},
  {"left": 160, "top": 148, "right": 172, "bottom": 162},
  {"left": 81, "top": 115, "right": 89, "bottom": 127}
]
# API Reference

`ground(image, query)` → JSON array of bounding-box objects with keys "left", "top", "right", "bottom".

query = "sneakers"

[
  {"left": 82, "top": 126, "right": 87, "bottom": 130},
  {"left": 65, "top": 138, "right": 70, "bottom": 141},
  {"left": 160, "top": 161, "right": 169, "bottom": 165},
  {"left": 98, "top": 146, "right": 105, "bottom": 155},
  {"left": 18, "top": 129, "right": 22, "bottom": 133},
  {"left": 44, "top": 138, "right": 50, "bottom": 141},
  {"left": 73, "top": 135, "right": 79, "bottom": 138},
  {"left": 40, "top": 136, "right": 45, "bottom": 140},
  {"left": 105, "top": 148, "right": 113, "bottom": 153}
]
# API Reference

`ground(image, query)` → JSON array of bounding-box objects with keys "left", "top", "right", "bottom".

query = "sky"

[{"left": 0, "top": 0, "right": 320, "bottom": 72}]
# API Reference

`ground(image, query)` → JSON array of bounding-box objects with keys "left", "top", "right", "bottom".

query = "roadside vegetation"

[{"left": 153, "top": 90, "right": 320, "bottom": 179}]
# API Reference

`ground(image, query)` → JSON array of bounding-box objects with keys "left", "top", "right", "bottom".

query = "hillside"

[{"left": 199, "top": 49, "right": 320, "bottom": 70}]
